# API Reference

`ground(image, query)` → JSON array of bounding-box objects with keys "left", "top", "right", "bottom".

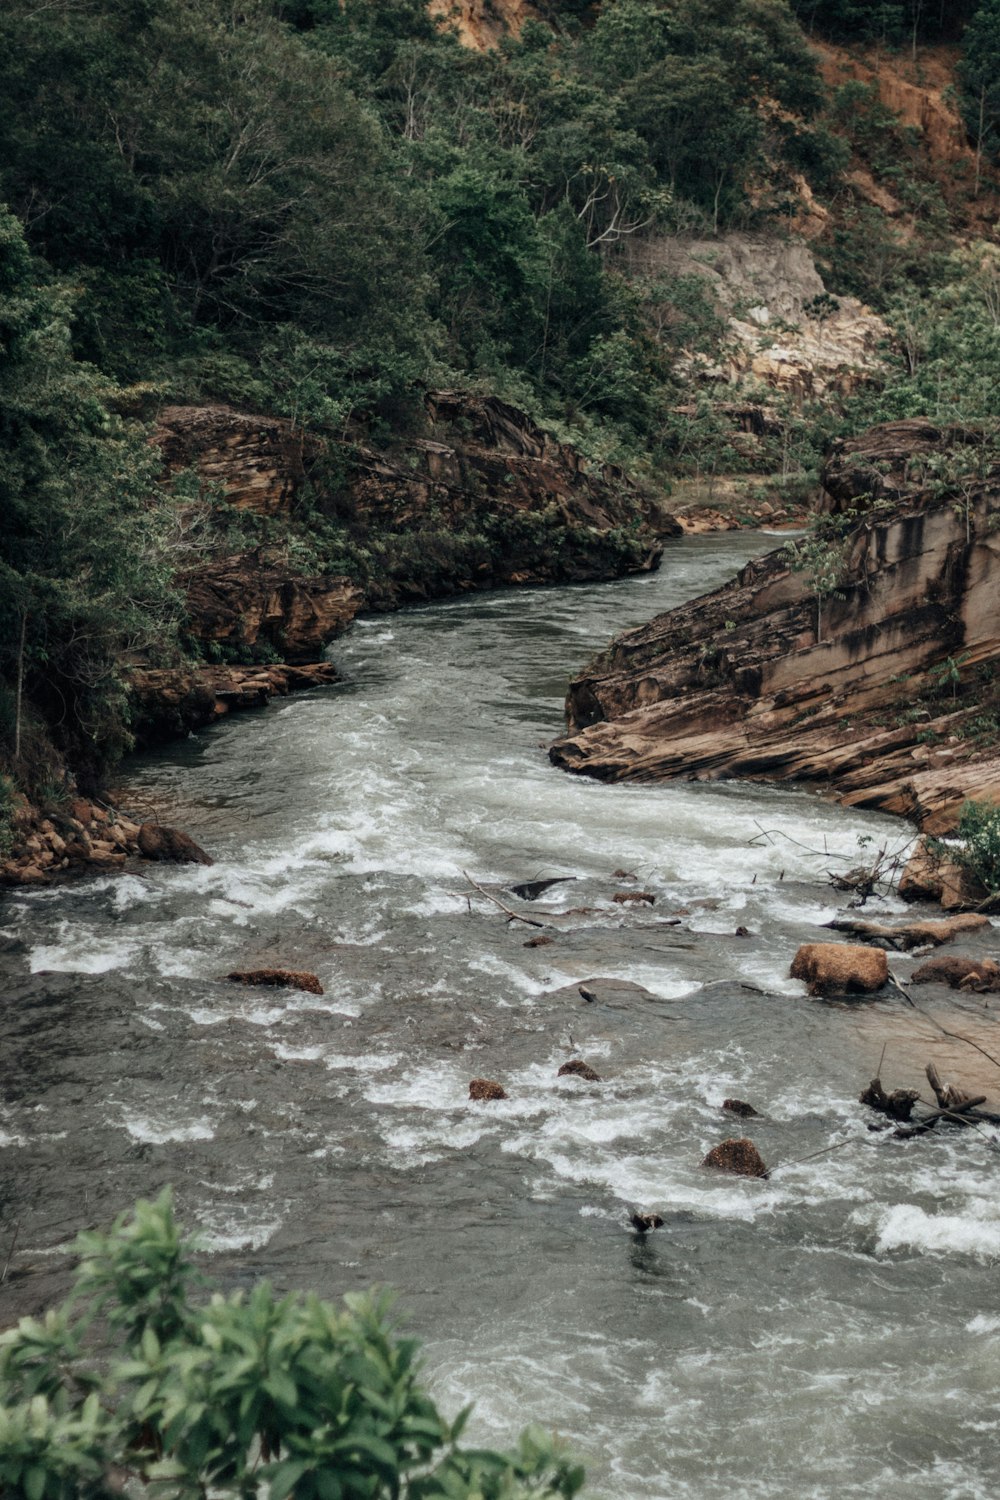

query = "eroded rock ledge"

[{"left": 550, "top": 419, "right": 1000, "bottom": 834}]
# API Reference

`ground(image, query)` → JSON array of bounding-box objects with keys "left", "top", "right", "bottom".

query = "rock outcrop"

[
  {"left": 625, "top": 233, "right": 889, "bottom": 402},
  {"left": 180, "top": 555, "right": 361, "bottom": 662},
  {"left": 153, "top": 392, "right": 666, "bottom": 618},
  {"left": 127, "top": 663, "right": 341, "bottom": 747},
  {"left": 550, "top": 420, "right": 1000, "bottom": 834},
  {"left": 701, "top": 1138, "right": 769, "bottom": 1179}
]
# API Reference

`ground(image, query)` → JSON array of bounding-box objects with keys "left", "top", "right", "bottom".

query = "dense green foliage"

[
  {"left": 1, "top": 0, "right": 999, "bottom": 807},
  {"left": 790, "top": 0, "right": 977, "bottom": 44},
  {"left": 0, "top": 0, "right": 828, "bottom": 436},
  {"left": 0, "top": 1190, "right": 584, "bottom": 1500},
  {"left": 0, "top": 206, "right": 177, "bottom": 791},
  {"left": 954, "top": 798, "right": 1000, "bottom": 891},
  {"left": 958, "top": 0, "right": 1000, "bottom": 177}
]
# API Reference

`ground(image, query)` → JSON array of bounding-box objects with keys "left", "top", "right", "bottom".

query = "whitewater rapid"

[{"left": 2, "top": 533, "right": 999, "bottom": 1500}]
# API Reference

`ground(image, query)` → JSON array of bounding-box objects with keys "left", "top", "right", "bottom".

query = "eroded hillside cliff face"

[
  {"left": 550, "top": 420, "right": 1000, "bottom": 833},
  {"left": 626, "top": 232, "right": 889, "bottom": 402}
]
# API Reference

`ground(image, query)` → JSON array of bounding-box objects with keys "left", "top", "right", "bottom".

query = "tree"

[
  {"left": 0, "top": 1190, "right": 585, "bottom": 1500},
  {"left": 958, "top": 0, "right": 1000, "bottom": 194},
  {"left": 0, "top": 204, "right": 176, "bottom": 786}
]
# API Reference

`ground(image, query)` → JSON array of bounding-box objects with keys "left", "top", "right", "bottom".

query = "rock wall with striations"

[{"left": 550, "top": 419, "right": 1000, "bottom": 834}]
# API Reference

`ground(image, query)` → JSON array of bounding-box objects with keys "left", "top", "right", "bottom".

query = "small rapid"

[{"left": 2, "top": 533, "right": 999, "bottom": 1500}]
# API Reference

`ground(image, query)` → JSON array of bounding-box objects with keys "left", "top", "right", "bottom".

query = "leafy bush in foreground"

[{"left": 0, "top": 1190, "right": 584, "bottom": 1500}]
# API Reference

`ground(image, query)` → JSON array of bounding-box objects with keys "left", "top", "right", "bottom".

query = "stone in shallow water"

[
  {"left": 227, "top": 968, "right": 324, "bottom": 996},
  {"left": 911, "top": 955, "right": 1000, "bottom": 991},
  {"left": 557, "top": 1058, "right": 602, "bottom": 1082},
  {"left": 722, "top": 1097, "right": 758, "bottom": 1118},
  {"left": 701, "top": 1137, "right": 769, "bottom": 1179},
  {"left": 138, "top": 822, "right": 213, "bottom": 865},
  {"left": 469, "top": 1078, "right": 507, "bottom": 1101},
  {"left": 789, "top": 942, "right": 887, "bottom": 995}
]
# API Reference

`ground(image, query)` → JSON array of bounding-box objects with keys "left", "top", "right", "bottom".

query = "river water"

[{"left": 2, "top": 533, "right": 999, "bottom": 1499}]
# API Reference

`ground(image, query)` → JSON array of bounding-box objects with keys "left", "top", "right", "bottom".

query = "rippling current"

[{"left": 2, "top": 533, "right": 1000, "bottom": 1500}]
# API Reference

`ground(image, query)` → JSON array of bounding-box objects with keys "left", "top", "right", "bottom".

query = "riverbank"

[{"left": 551, "top": 420, "right": 1000, "bottom": 836}]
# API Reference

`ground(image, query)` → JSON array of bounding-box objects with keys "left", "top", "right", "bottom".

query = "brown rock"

[
  {"left": 825, "top": 913, "right": 989, "bottom": 949},
  {"left": 701, "top": 1137, "right": 769, "bottom": 1179},
  {"left": 790, "top": 942, "right": 888, "bottom": 995},
  {"left": 899, "top": 837, "right": 989, "bottom": 910},
  {"left": 630, "top": 1211, "right": 664, "bottom": 1233},
  {"left": 557, "top": 1059, "right": 602, "bottom": 1082},
  {"left": 68, "top": 798, "right": 93, "bottom": 825},
  {"left": 226, "top": 969, "right": 324, "bottom": 995},
  {"left": 137, "top": 823, "right": 213, "bottom": 865},
  {"left": 469, "top": 1078, "right": 508, "bottom": 1101},
  {"left": 523, "top": 935, "right": 554, "bottom": 948},
  {"left": 911, "top": 955, "right": 1000, "bottom": 991},
  {"left": 612, "top": 891, "right": 655, "bottom": 905},
  {"left": 722, "top": 1098, "right": 758, "bottom": 1118}
]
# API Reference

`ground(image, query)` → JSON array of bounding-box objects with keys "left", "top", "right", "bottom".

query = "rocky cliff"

[
  {"left": 625, "top": 232, "right": 890, "bottom": 403},
  {"left": 550, "top": 420, "right": 1000, "bottom": 834},
  {"left": 154, "top": 391, "right": 664, "bottom": 626}
]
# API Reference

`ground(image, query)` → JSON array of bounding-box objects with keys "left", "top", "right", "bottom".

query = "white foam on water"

[
  {"left": 29, "top": 931, "right": 142, "bottom": 974},
  {"left": 872, "top": 1200, "right": 1000, "bottom": 1260},
  {"left": 966, "top": 1313, "right": 1000, "bottom": 1334},
  {"left": 120, "top": 1111, "right": 215, "bottom": 1144},
  {"left": 196, "top": 1211, "right": 284, "bottom": 1253},
  {"left": 322, "top": 1049, "right": 400, "bottom": 1073}
]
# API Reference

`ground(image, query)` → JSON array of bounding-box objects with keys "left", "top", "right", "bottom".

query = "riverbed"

[{"left": 2, "top": 533, "right": 999, "bottom": 1499}]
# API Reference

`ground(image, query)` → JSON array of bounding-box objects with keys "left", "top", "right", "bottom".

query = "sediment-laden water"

[{"left": 2, "top": 533, "right": 999, "bottom": 1500}]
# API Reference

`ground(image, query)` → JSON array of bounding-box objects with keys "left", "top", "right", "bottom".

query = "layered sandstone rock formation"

[{"left": 550, "top": 420, "right": 1000, "bottom": 834}]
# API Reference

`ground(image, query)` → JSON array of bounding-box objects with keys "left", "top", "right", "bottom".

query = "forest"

[{"left": 3, "top": 0, "right": 1000, "bottom": 823}]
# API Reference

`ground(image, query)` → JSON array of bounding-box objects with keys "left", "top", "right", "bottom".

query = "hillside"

[{"left": 4, "top": 0, "right": 1000, "bottom": 861}]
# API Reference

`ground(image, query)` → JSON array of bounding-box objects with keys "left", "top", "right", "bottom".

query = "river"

[{"left": 2, "top": 532, "right": 999, "bottom": 1499}]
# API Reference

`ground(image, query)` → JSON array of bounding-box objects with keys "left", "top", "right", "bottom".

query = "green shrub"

[
  {"left": 953, "top": 799, "right": 1000, "bottom": 892},
  {"left": 0, "top": 1190, "right": 584, "bottom": 1500}
]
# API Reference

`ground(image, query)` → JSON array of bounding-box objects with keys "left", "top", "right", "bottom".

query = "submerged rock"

[
  {"left": 227, "top": 969, "right": 324, "bottom": 995},
  {"left": 630, "top": 1211, "right": 664, "bottom": 1233},
  {"left": 701, "top": 1137, "right": 769, "bottom": 1179},
  {"left": 789, "top": 942, "right": 888, "bottom": 995}
]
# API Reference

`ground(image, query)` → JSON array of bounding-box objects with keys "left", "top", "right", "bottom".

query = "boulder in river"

[
  {"left": 790, "top": 942, "right": 888, "bottom": 995},
  {"left": 722, "top": 1098, "right": 759, "bottom": 1118},
  {"left": 227, "top": 968, "right": 324, "bottom": 995},
  {"left": 701, "top": 1137, "right": 769, "bottom": 1179},
  {"left": 910, "top": 955, "right": 1000, "bottom": 991},
  {"left": 137, "top": 822, "right": 213, "bottom": 865},
  {"left": 469, "top": 1078, "right": 508, "bottom": 1101},
  {"left": 557, "top": 1059, "right": 602, "bottom": 1082}
]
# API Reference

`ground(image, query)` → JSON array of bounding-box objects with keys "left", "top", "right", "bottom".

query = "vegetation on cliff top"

[{"left": 3, "top": 0, "right": 1000, "bottom": 799}]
